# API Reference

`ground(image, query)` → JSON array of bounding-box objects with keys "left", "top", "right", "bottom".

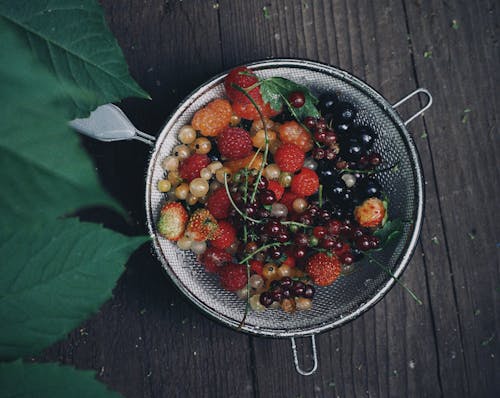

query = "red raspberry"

[
  {"left": 211, "top": 220, "right": 237, "bottom": 249},
  {"left": 200, "top": 247, "right": 232, "bottom": 273},
  {"left": 232, "top": 98, "right": 280, "bottom": 121},
  {"left": 224, "top": 67, "right": 260, "bottom": 105},
  {"left": 267, "top": 180, "right": 285, "bottom": 201},
  {"left": 207, "top": 187, "right": 232, "bottom": 219},
  {"left": 218, "top": 263, "right": 248, "bottom": 291},
  {"left": 306, "top": 253, "right": 341, "bottom": 287},
  {"left": 217, "top": 127, "right": 253, "bottom": 160},
  {"left": 291, "top": 168, "right": 319, "bottom": 196},
  {"left": 279, "top": 191, "right": 302, "bottom": 212},
  {"left": 179, "top": 154, "right": 210, "bottom": 182},
  {"left": 250, "top": 260, "right": 264, "bottom": 276},
  {"left": 274, "top": 143, "right": 305, "bottom": 172}
]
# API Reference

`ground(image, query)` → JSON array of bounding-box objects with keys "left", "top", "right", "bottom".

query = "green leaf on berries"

[
  {"left": 260, "top": 77, "right": 320, "bottom": 120},
  {"left": 373, "top": 218, "right": 403, "bottom": 249}
]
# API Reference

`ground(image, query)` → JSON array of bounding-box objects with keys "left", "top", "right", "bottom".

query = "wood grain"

[{"left": 36, "top": 0, "right": 499, "bottom": 397}]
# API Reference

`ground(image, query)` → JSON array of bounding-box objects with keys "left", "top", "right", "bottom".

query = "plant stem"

[
  {"left": 223, "top": 173, "right": 261, "bottom": 224},
  {"left": 319, "top": 184, "right": 323, "bottom": 208},
  {"left": 281, "top": 221, "right": 313, "bottom": 229},
  {"left": 365, "top": 253, "right": 423, "bottom": 305},
  {"left": 238, "top": 241, "right": 289, "bottom": 264}
]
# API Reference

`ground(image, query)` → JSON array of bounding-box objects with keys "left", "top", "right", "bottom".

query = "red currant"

[{"left": 288, "top": 91, "right": 306, "bottom": 108}]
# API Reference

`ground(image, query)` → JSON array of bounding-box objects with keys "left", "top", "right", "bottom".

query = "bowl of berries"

[{"left": 72, "top": 59, "right": 432, "bottom": 375}]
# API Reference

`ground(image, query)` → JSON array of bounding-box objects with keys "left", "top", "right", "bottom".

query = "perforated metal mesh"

[{"left": 145, "top": 60, "right": 424, "bottom": 337}]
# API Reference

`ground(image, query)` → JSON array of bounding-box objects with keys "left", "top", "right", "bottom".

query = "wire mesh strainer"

[{"left": 71, "top": 59, "right": 432, "bottom": 375}]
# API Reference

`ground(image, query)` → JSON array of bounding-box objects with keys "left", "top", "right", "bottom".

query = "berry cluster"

[{"left": 156, "top": 66, "right": 391, "bottom": 314}]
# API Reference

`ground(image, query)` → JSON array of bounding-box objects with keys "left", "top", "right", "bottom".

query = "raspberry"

[
  {"left": 224, "top": 152, "right": 264, "bottom": 174},
  {"left": 224, "top": 66, "right": 261, "bottom": 105},
  {"left": 274, "top": 143, "right": 305, "bottom": 172},
  {"left": 278, "top": 121, "right": 313, "bottom": 152},
  {"left": 267, "top": 180, "right": 285, "bottom": 201},
  {"left": 179, "top": 154, "right": 210, "bottom": 182},
  {"left": 354, "top": 198, "right": 386, "bottom": 228},
  {"left": 192, "top": 99, "right": 232, "bottom": 137},
  {"left": 291, "top": 168, "right": 319, "bottom": 196},
  {"left": 279, "top": 191, "right": 301, "bottom": 212},
  {"left": 186, "top": 209, "right": 219, "bottom": 241},
  {"left": 218, "top": 263, "right": 248, "bottom": 291},
  {"left": 207, "top": 187, "right": 232, "bottom": 219},
  {"left": 157, "top": 202, "right": 188, "bottom": 241},
  {"left": 232, "top": 97, "right": 280, "bottom": 121},
  {"left": 200, "top": 246, "right": 232, "bottom": 273},
  {"left": 306, "top": 253, "right": 341, "bottom": 287},
  {"left": 210, "top": 220, "right": 237, "bottom": 249},
  {"left": 217, "top": 127, "right": 253, "bottom": 160}
]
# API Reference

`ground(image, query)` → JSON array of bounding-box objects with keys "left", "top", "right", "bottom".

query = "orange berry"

[
  {"left": 223, "top": 152, "right": 264, "bottom": 174},
  {"left": 354, "top": 198, "right": 386, "bottom": 228},
  {"left": 278, "top": 121, "right": 313, "bottom": 152},
  {"left": 192, "top": 99, "right": 232, "bottom": 137}
]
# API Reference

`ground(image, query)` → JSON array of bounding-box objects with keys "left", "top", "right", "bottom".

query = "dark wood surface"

[{"left": 38, "top": 1, "right": 499, "bottom": 397}]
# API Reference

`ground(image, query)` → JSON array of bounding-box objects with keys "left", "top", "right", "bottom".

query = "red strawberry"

[
  {"left": 250, "top": 260, "right": 264, "bottom": 276},
  {"left": 207, "top": 186, "right": 232, "bottom": 219},
  {"left": 218, "top": 263, "right": 248, "bottom": 291},
  {"left": 210, "top": 220, "right": 237, "bottom": 249},
  {"left": 274, "top": 143, "right": 305, "bottom": 172},
  {"left": 306, "top": 253, "right": 341, "bottom": 287},
  {"left": 157, "top": 202, "right": 188, "bottom": 241},
  {"left": 179, "top": 154, "right": 210, "bottom": 182},
  {"left": 186, "top": 209, "right": 219, "bottom": 241},
  {"left": 232, "top": 98, "right": 280, "bottom": 121},
  {"left": 267, "top": 180, "right": 285, "bottom": 201},
  {"left": 354, "top": 198, "right": 386, "bottom": 228},
  {"left": 224, "top": 66, "right": 261, "bottom": 105},
  {"left": 279, "top": 191, "right": 301, "bottom": 212},
  {"left": 291, "top": 168, "right": 319, "bottom": 196},
  {"left": 217, "top": 127, "right": 253, "bottom": 160},
  {"left": 200, "top": 247, "right": 232, "bottom": 273}
]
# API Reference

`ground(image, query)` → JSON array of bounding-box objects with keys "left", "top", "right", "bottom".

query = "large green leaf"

[
  {"left": 0, "top": 0, "right": 150, "bottom": 117},
  {"left": 0, "top": 20, "right": 123, "bottom": 227},
  {"left": 0, "top": 219, "right": 147, "bottom": 360},
  {"left": 0, "top": 361, "right": 122, "bottom": 397}
]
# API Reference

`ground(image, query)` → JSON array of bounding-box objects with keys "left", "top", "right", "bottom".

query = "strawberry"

[
  {"left": 191, "top": 98, "right": 232, "bottom": 137},
  {"left": 217, "top": 127, "right": 253, "bottom": 160},
  {"left": 306, "top": 253, "right": 341, "bottom": 286},
  {"left": 278, "top": 121, "right": 313, "bottom": 152},
  {"left": 232, "top": 97, "right": 280, "bottom": 121},
  {"left": 291, "top": 168, "right": 319, "bottom": 196},
  {"left": 354, "top": 197, "right": 386, "bottom": 228},
  {"left": 218, "top": 263, "right": 248, "bottom": 291},
  {"left": 224, "top": 66, "right": 261, "bottom": 105},
  {"left": 179, "top": 154, "right": 211, "bottom": 182},
  {"left": 185, "top": 209, "right": 219, "bottom": 241},
  {"left": 207, "top": 186, "right": 232, "bottom": 219},
  {"left": 274, "top": 143, "right": 305, "bottom": 172},
  {"left": 157, "top": 202, "right": 188, "bottom": 241},
  {"left": 210, "top": 220, "right": 237, "bottom": 249},
  {"left": 267, "top": 180, "right": 285, "bottom": 201},
  {"left": 200, "top": 246, "right": 232, "bottom": 273}
]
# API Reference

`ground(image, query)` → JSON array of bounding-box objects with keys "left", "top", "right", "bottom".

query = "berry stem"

[
  {"left": 238, "top": 242, "right": 289, "bottom": 264},
  {"left": 319, "top": 184, "right": 323, "bottom": 208},
  {"left": 223, "top": 173, "right": 262, "bottom": 224},
  {"left": 281, "top": 221, "right": 313, "bottom": 229},
  {"left": 365, "top": 253, "right": 423, "bottom": 305}
]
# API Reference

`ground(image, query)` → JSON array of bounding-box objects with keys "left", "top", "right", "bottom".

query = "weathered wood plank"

[
  {"left": 218, "top": 1, "right": 442, "bottom": 397},
  {"left": 403, "top": 0, "right": 500, "bottom": 396}
]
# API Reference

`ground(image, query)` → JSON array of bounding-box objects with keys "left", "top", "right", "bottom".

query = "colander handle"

[
  {"left": 393, "top": 88, "right": 433, "bottom": 125},
  {"left": 69, "top": 104, "right": 156, "bottom": 146},
  {"left": 290, "top": 335, "right": 318, "bottom": 376}
]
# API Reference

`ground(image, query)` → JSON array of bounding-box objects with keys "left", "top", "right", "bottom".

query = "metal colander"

[{"left": 71, "top": 58, "right": 432, "bottom": 375}]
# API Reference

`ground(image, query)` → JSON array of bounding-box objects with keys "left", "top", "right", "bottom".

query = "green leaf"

[
  {"left": 0, "top": 360, "right": 122, "bottom": 398},
  {"left": 0, "top": 219, "right": 148, "bottom": 360},
  {"left": 260, "top": 77, "right": 320, "bottom": 119},
  {"left": 0, "top": 0, "right": 150, "bottom": 117},
  {"left": 373, "top": 218, "right": 403, "bottom": 248},
  {"left": 0, "top": 20, "right": 123, "bottom": 228}
]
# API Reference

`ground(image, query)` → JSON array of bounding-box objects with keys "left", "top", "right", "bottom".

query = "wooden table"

[{"left": 40, "top": 1, "right": 499, "bottom": 397}]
